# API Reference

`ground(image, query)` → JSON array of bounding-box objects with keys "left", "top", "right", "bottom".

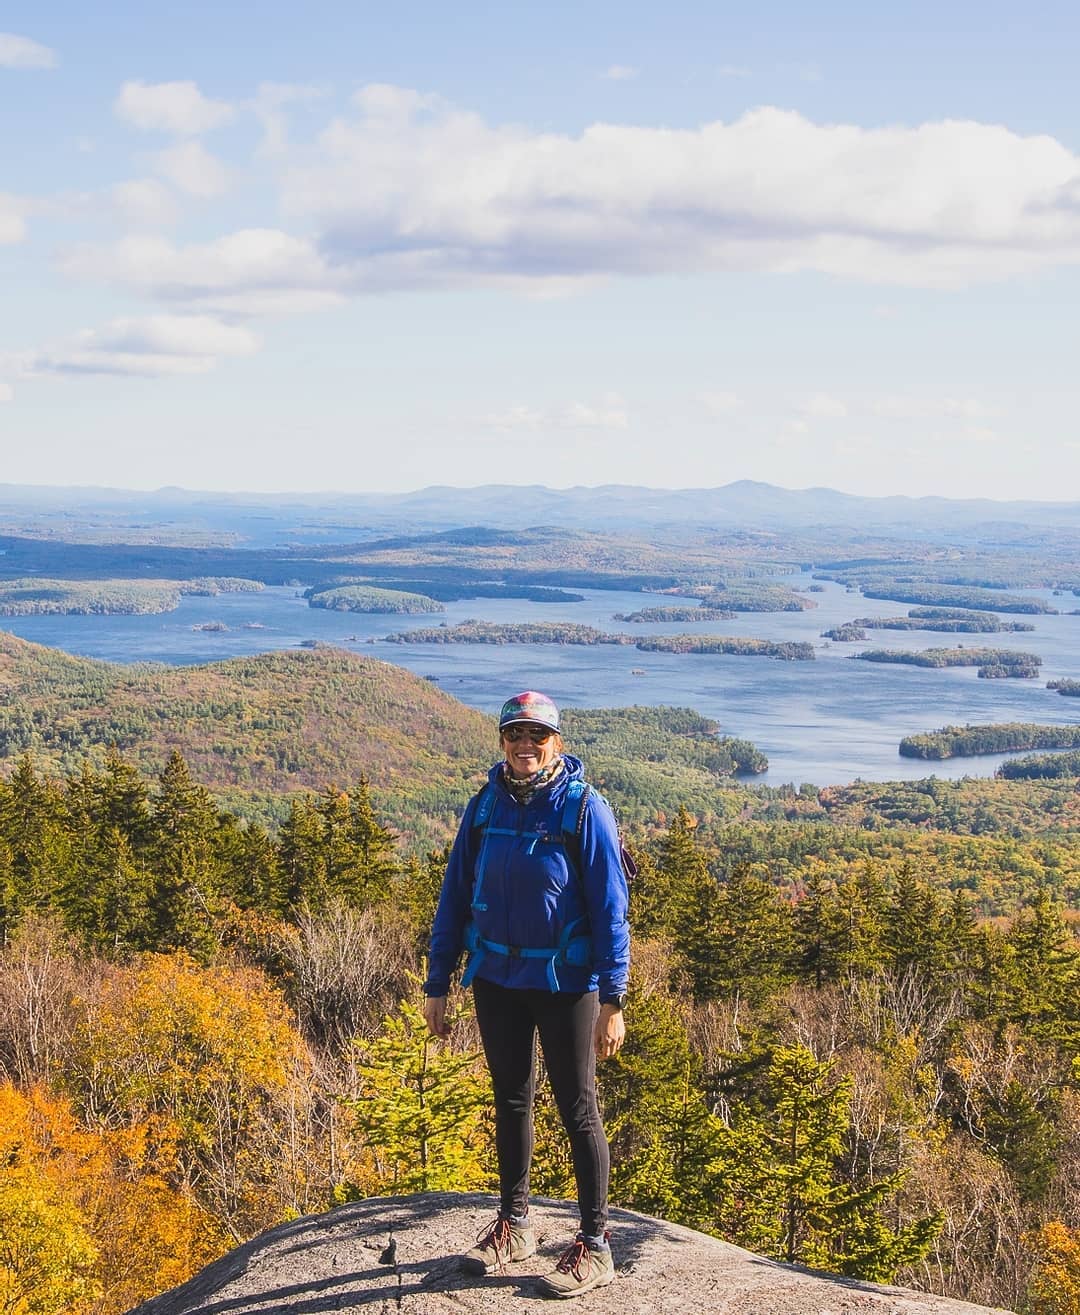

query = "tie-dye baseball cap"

[{"left": 498, "top": 690, "right": 560, "bottom": 732}]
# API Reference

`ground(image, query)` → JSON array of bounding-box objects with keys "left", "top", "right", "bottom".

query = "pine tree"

[
  {"left": 149, "top": 751, "right": 223, "bottom": 955},
  {"left": 883, "top": 862, "right": 949, "bottom": 982},
  {"left": 344, "top": 988, "right": 491, "bottom": 1195},
  {"left": 1006, "top": 889, "right": 1080, "bottom": 1048},
  {"left": 710, "top": 864, "right": 794, "bottom": 1006},
  {"left": 717, "top": 1043, "right": 940, "bottom": 1281},
  {"left": 398, "top": 845, "right": 450, "bottom": 945},
  {"left": 341, "top": 776, "right": 398, "bottom": 908},
  {"left": 278, "top": 794, "right": 324, "bottom": 911},
  {"left": 0, "top": 757, "right": 71, "bottom": 944}
]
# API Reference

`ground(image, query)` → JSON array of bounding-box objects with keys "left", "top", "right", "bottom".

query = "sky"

[{"left": 2, "top": 0, "right": 1079, "bottom": 502}]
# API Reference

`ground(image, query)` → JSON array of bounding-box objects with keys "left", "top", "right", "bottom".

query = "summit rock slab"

[{"left": 127, "top": 1191, "right": 1013, "bottom": 1315}]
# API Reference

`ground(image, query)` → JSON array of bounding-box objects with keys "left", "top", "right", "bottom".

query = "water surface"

[{"left": 4, "top": 576, "right": 1078, "bottom": 788}]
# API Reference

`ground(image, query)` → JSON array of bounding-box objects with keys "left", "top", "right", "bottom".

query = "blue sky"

[{"left": 2, "top": 1, "right": 1078, "bottom": 500}]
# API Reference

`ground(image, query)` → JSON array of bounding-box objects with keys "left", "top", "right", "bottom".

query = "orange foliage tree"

[{"left": 0, "top": 1082, "right": 225, "bottom": 1315}]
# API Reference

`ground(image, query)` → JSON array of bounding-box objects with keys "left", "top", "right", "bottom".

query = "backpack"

[
  {"left": 458, "top": 778, "right": 634, "bottom": 991},
  {"left": 470, "top": 778, "right": 636, "bottom": 882}
]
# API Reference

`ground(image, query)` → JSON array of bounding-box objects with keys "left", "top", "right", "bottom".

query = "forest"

[
  {"left": 0, "top": 577, "right": 262, "bottom": 617},
  {"left": 2, "top": 504, "right": 1080, "bottom": 1313},
  {"left": 1, "top": 748, "right": 1079, "bottom": 1313},
  {"left": 900, "top": 725, "right": 1080, "bottom": 761},
  {"left": 306, "top": 584, "right": 445, "bottom": 614},
  {"left": 855, "top": 648, "right": 1043, "bottom": 678}
]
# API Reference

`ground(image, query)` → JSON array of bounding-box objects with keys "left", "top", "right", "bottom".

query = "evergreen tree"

[
  {"left": 601, "top": 987, "right": 728, "bottom": 1232},
  {"left": 344, "top": 989, "right": 491, "bottom": 1195},
  {"left": 0, "top": 757, "right": 71, "bottom": 944},
  {"left": 278, "top": 794, "right": 323, "bottom": 911},
  {"left": 225, "top": 821, "right": 285, "bottom": 914},
  {"left": 149, "top": 751, "right": 222, "bottom": 955},
  {"left": 341, "top": 776, "right": 398, "bottom": 908},
  {"left": 710, "top": 864, "right": 794, "bottom": 1006},
  {"left": 795, "top": 866, "right": 854, "bottom": 988},
  {"left": 85, "top": 826, "right": 152, "bottom": 954},
  {"left": 883, "top": 862, "right": 949, "bottom": 982},
  {"left": 718, "top": 1044, "right": 940, "bottom": 1281},
  {"left": 398, "top": 845, "right": 449, "bottom": 946},
  {"left": 1006, "top": 889, "right": 1080, "bottom": 1048}
]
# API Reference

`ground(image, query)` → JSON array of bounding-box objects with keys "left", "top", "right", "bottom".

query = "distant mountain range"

[{"left": 1, "top": 480, "right": 1078, "bottom": 544}]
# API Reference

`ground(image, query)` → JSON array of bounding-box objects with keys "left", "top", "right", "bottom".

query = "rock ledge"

[{"left": 128, "top": 1191, "right": 1013, "bottom": 1315}]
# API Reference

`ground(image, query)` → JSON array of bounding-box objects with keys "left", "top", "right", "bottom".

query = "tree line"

[{"left": 1, "top": 752, "right": 1080, "bottom": 1311}]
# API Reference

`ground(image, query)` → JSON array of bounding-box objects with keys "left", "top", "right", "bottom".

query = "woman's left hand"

[{"left": 595, "top": 1003, "right": 626, "bottom": 1061}]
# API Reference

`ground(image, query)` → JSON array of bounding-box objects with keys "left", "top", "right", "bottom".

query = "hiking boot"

[
  {"left": 536, "top": 1233, "right": 615, "bottom": 1299},
  {"left": 461, "top": 1214, "right": 537, "bottom": 1275}
]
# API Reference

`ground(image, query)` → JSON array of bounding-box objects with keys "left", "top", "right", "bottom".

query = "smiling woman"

[{"left": 423, "top": 689, "right": 630, "bottom": 1297}]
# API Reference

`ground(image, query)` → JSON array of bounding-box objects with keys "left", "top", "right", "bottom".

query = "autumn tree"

[{"left": 345, "top": 987, "right": 490, "bottom": 1195}]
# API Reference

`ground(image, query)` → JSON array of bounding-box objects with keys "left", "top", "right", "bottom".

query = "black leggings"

[{"left": 472, "top": 977, "right": 609, "bottom": 1237}]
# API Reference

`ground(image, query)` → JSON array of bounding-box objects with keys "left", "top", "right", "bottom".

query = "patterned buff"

[{"left": 503, "top": 755, "right": 566, "bottom": 805}]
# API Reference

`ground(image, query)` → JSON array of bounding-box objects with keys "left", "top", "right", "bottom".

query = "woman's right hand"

[{"left": 424, "top": 995, "right": 450, "bottom": 1039}]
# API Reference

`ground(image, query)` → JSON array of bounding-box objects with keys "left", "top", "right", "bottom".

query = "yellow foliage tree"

[
  {"left": 0, "top": 1082, "right": 225, "bottom": 1315},
  {"left": 63, "top": 953, "right": 308, "bottom": 1240},
  {"left": 1027, "top": 1221, "right": 1080, "bottom": 1315},
  {"left": 0, "top": 1163, "right": 97, "bottom": 1315}
]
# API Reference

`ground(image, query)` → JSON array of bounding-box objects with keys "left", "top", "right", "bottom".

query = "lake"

[{"left": 3, "top": 574, "right": 1079, "bottom": 788}]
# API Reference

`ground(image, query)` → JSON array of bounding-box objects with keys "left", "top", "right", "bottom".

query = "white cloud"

[
  {"left": 481, "top": 405, "right": 545, "bottom": 431},
  {"left": 110, "top": 179, "right": 179, "bottom": 228},
  {"left": 253, "top": 82, "right": 327, "bottom": 155},
  {"left": 154, "top": 141, "right": 230, "bottom": 197},
  {"left": 0, "top": 194, "right": 26, "bottom": 243},
  {"left": 13, "top": 314, "right": 259, "bottom": 378},
  {"left": 482, "top": 397, "right": 629, "bottom": 431},
  {"left": 57, "top": 229, "right": 344, "bottom": 316},
  {"left": 562, "top": 399, "right": 629, "bottom": 428},
  {"left": 0, "top": 32, "right": 57, "bottom": 69},
  {"left": 273, "top": 90, "right": 1080, "bottom": 291},
  {"left": 603, "top": 65, "right": 638, "bottom": 81},
  {"left": 872, "top": 395, "right": 996, "bottom": 420},
  {"left": 959, "top": 425, "right": 1000, "bottom": 444},
  {"left": 718, "top": 64, "right": 751, "bottom": 78},
  {"left": 114, "top": 80, "right": 234, "bottom": 136},
  {"left": 0, "top": 382, "right": 13, "bottom": 402},
  {"left": 697, "top": 390, "right": 742, "bottom": 417},
  {"left": 351, "top": 83, "right": 439, "bottom": 119},
  {"left": 798, "top": 393, "right": 848, "bottom": 418}
]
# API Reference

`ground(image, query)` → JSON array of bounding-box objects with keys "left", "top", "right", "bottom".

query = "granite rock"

[{"left": 127, "top": 1191, "right": 1014, "bottom": 1315}]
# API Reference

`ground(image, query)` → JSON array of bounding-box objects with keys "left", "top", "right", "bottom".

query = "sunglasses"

[{"left": 502, "top": 724, "right": 554, "bottom": 744}]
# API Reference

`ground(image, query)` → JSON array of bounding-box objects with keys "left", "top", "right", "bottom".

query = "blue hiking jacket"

[{"left": 423, "top": 755, "right": 630, "bottom": 999}]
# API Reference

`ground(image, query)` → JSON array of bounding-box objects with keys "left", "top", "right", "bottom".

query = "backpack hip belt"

[{"left": 460, "top": 915, "right": 592, "bottom": 992}]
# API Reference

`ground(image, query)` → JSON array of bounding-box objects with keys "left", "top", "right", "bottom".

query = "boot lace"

[
  {"left": 476, "top": 1215, "right": 513, "bottom": 1267},
  {"left": 554, "top": 1237, "right": 591, "bottom": 1281}
]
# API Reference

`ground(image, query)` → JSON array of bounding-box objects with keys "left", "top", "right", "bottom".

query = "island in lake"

[
  {"left": 899, "top": 722, "right": 1080, "bottom": 759},
  {"left": 382, "top": 620, "right": 814, "bottom": 659},
  {"left": 0, "top": 576, "right": 263, "bottom": 617},
  {"left": 854, "top": 647, "right": 1042, "bottom": 678},
  {"left": 306, "top": 583, "right": 445, "bottom": 614},
  {"left": 825, "top": 607, "right": 1035, "bottom": 640}
]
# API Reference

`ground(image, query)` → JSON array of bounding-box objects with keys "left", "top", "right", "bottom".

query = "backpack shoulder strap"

[
  {"left": 471, "top": 781, "right": 498, "bottom": 830},
  {"left": 561, "top": 779, "right": 592, "bottom": 844}
]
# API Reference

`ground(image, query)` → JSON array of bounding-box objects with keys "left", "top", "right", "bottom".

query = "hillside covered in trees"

[
  {"left": 0, "top": 632, "right": 771, "bottom": 842},
  {"left": 3, "top": 482, "right": 1080, "bottom": 1313},
  {"left": 1, "top": 744, "right": 1080, "bottom": 1313}
]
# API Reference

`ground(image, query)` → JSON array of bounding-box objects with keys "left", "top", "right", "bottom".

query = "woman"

[{"left": 423, "top": 690, "right": 630, "bottom": 1299}]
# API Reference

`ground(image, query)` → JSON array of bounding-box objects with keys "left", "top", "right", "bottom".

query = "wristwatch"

[{"left": 601, "top": 993, "right": 627, "bottom": 1010}]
